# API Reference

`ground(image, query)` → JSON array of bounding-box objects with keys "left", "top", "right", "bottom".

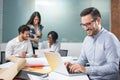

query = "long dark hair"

[{"left": 26, "top": 11, "right": 41, "bottom": 25}]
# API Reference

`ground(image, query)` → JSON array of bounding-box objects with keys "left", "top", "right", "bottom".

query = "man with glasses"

[{"left": 65, "top": 7, "right": 119, "bottom": 80}]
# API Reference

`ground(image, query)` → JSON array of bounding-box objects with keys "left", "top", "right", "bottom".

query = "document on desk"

[
  {"left": 49, "top": 72, "right": 89, "bottom": 80},
  {"left": 28, "top": 73, "right": 49, "bottom": 80},
  {"left": 0, "top": 62, "right": 14, "bottom": 68},
  {"left": 24, "top": 58, "right": 51, "bottom": 74}
]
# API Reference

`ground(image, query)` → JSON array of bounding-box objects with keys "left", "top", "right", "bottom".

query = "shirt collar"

[
  {"left": 16, "top": 36, "right": 26, "bottom": 42},
  {"left": 92, "top": 27, "right": 104, "bottom": 39},
  {"left": 16, "top": 36, "right": 20, "bottom": 42}
]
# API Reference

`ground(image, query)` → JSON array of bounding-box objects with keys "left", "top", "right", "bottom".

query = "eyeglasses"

[{"left": 80, "top": 18, "right": 97, "bottom": 28}]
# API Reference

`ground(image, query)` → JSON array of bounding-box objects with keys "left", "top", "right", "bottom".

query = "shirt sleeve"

[
  {"left": 54, "top": 42, "right": 61, "bottom": 53},
  {"left": 5, "top": 42, "right": 14, "bottom": 59},
  {"left": 26, "top": 40, "right": 33, "bottom": 57},
  {"left": 77, "top": 45, "right": 88, "bottom": 66}
]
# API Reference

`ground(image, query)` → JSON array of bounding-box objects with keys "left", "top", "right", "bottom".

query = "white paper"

[
  {"left": 49, "top": 72, "right": 89, "bottom": 80},
  {"left": 27, "top": 74, "right": 49, "bottom": 80},
  {"left": 25, "top": 57, "right": 49, "bottom": 66},
  {"left": 0, "top": 62, "right": 14, "bottom": 68}
]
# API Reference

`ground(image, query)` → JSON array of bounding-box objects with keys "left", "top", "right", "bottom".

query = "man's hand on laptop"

[
  {"left": 64, "top": 62, "right": 72, "bottom": 72},
  {"left": 69, "top": 64, "right": 86, "bottom": 73},
  {"left": 64, "top": 62, "right": 85, "bottom": 73}
]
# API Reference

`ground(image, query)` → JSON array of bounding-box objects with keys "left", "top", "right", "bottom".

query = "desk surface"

[
  {"left": 15, "top": 69, "right": 48, "bottom": 80},
  {"left": 49, "top": 72, "right": 89, "bottom": 80},
  {"left": 22, "top": 71, "right": 89, "bottom": 80},
  {"left": 17, "top": 65, "right": 89, "bottom": 80},
  {"left": 17, "top": 69, "right": 89, "bottom": 80},
  {"left": 0, "top": 57, "right": 89, "bottom": 80}
]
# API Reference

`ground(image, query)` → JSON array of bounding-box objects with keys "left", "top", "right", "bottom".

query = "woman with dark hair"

[
  {"left": 26, "top": 11, "right": 44, "bottom": 54},
  {"left": 41, "top": 31, "right": 60, "bottom": 52}
]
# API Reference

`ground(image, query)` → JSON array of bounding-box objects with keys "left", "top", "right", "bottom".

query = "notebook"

[{"left": 44, "top": 52, "right": 85, "bottom": 76}]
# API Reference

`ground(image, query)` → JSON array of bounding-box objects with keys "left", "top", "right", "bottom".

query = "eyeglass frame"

[{"left": 80, "top": 17, "right": 97, "bottom": 28}]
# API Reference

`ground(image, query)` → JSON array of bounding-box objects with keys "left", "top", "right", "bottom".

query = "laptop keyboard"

[
  {"left": 69, "top": 71, "right": 82, "bottom": 74},
  {"left": 67, "top": 69, "right": 82, "bottom": 74}
]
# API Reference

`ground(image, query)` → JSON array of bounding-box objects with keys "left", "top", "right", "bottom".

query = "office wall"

[
  {"left": 111, "top": 0, "right": 120, "bottom": 41},
  {"left": 0, "top": 0, "right": 3, "bottom": 43},
  {"left": 3, "top": 0, "right": 35, "bottom": 42},
  {"left": 2, "top": 0, "right": 110, "bottom": 43},
  {"left": 0, "top": 0, "right": 3, "bottom": 63}
]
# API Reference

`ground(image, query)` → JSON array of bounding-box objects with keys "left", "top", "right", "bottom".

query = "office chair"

[
  {"left": 59, "top": 49, "right": 68, "bottom": 56},
  {"left": 0, "top": 51, "right": 6, "bottom": 64}
]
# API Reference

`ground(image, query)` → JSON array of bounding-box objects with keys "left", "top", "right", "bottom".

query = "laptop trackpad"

[{"left": 69, "top": 71, "right": 83, "bottom": 76}]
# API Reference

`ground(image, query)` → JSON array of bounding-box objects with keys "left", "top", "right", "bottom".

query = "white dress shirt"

[{"left": 5, "top": 36, "right": 33, "bottom": 58}]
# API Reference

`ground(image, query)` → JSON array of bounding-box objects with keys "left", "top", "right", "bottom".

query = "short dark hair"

[
  {"left": 47, "top": 31, "right": 58, "bottom": 42},
  {"left": 80, "top": 7, "right": 101, "bottom": 19},
  {"left": 18, "top": 25, "right": 30, "bottom": 34}
]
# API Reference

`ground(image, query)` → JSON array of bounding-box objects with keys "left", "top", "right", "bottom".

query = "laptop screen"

[{"left": 44, "top": 52, "right": 69, "bottom": 75}]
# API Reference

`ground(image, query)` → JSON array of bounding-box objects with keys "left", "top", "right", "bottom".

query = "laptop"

[
  {"left": 35, "top": 49, "right": 45, "bottom": 57},
  {"left": 44, "top": 52, "right": 85, "bottom": 76}
]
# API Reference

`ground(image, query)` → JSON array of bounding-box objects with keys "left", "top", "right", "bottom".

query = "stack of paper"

[{"left": 25, "top": 57, "right": 49, "bottom": 67}]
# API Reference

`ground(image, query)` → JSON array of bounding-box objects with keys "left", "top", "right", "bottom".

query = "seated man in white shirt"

[
  {"left": 41, "top": 31, "right": 60, "bottom": 53},
  {"left": 5, "top": 25, "right": 33, "bottom": 59}
]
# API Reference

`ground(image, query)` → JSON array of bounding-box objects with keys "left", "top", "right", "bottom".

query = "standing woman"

[{"left": 26, "top": 11, "right": 43, "bottom": 54}]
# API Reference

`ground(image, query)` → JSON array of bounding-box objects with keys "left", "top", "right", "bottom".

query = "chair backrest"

[
  {"left": 59, "top": 49, "right": 68, "bottom": 56},
  {"left": 0, "top": 51, "right": 6, "bottom": 64}
]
